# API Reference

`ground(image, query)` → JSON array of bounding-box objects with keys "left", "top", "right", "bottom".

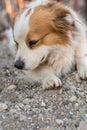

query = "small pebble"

[
  {"left": 10, "top": 109, "right": 18, "bottom": 114},
  {"left": 41, "top": 101, "right": 46, "bottom": 107},
  {"left": 61, "top": 112, "right": 65, "bottom": 116},
  {"left": 0, "top": 103, "right": 8, "bottom": 111},
  {"left": 79, "top": 108, "right": 85, "bottom": 113},
  {"left": 7, "top": 84, "right": 16, "bottom": 90},
  {"left": 84, "top": 91, "right": 87, "bottom": 94},
  {"left": 75, "top": 103, "right": 79, "bottom": 108},
  {"left": 20, "top": 115, "right": 27, "bottom": 121},
  {"left": 15, "top": 105, "right": 21, "bottom": 111},
  {"left": 18, "top": 103, "right": 24, "bottom": 109},
  {"left": 23, "top": 99, "right": 29, "bottom": 105},
  {"left": 69, "top": 95, "right": 77, "bottom": 102},
  {"left": 24, "top": 105, "right": 30, "bottom": 111},
  {"left": 56, "top": 119, "right": 64, "bottom": 125}
]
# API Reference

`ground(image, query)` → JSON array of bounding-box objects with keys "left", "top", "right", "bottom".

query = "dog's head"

[{"left": 10, "top": 0, "right": 74, "bottom": 70}]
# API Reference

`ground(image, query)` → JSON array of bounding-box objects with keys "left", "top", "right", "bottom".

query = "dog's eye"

[{"left": 29, "top": 40, "right": 38, "bottom": 48}]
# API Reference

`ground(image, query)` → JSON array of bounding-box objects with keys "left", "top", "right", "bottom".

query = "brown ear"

[{"left": 52, "top": 7, "right": 74, "bottom": 34}]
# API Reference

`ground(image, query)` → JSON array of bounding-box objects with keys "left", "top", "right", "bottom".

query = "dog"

[{"left": 8, "top": 0, "right": 87, "bottom": 90}]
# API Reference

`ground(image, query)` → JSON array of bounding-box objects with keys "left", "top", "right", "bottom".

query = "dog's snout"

[{"left": 14, "top": 59, "right": 24, "bottom": 69}]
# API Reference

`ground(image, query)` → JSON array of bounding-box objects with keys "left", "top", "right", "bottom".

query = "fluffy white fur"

[{"left": 8, "top": 0, "right": 87, "bottom": 90}]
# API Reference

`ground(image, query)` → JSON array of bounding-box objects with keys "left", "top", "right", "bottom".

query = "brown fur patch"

[{"left": 25, "top": 2, "right": 74, "bottom": 49}]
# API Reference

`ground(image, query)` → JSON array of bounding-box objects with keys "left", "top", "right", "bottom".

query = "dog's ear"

[{"left": 52, "top": 7, "right": 74, "bottom": 34}]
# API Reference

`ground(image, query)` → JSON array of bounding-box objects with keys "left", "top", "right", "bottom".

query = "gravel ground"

[{"left": 0, "top": 40, "right": 87, "bottom": 130}]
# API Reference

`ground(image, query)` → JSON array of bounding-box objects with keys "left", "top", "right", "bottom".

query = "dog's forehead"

[{"left": 13, "top": 0, "right": 48, "bottom": 42}]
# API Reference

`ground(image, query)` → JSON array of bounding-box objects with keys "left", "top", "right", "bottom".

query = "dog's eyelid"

[
  {"left": 29, "top": 40, "right": 39, "bottom": 47},
  {"left": 28, "top": 33, "right": 49, "bottom": 48}
]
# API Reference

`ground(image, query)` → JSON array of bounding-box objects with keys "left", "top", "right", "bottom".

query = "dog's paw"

[
  {"left": 78, "top": 69, "right": 87, "bottom": 80},
  {"left": 42, "top": 76, "right": 62, "bottom": 90},
  {"left": 77, "top": 62, "right": 87, "bottom": 79}
]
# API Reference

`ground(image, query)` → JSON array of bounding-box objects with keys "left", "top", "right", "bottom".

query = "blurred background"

[{"left": 0, "top": 0, "right": 87, "bottom": 40}]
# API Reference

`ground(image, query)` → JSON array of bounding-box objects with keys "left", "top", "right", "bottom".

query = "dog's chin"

[
  {"left": 22, "top": 67, "right": 35, "bottom": 71},
  {"left": 23, "top": 58, "right": 48, "bottom": 71},
  {"left": 23, "top": 65, "right": 39, "bottom": 71},
  {"left": 22, "top": 57, "right": 48, "bottom": 71}
]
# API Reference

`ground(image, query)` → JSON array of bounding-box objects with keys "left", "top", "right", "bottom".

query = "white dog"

[{"left": 8, "top": 0, "right": 87, "bottom": 90}]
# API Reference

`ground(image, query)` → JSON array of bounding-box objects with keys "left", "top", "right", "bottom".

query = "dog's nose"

[{"left": 14, "top": 59, "right": 24, "bottom": 69}]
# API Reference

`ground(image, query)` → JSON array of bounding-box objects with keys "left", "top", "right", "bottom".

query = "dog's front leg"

[
  {"left": 76, "top": 56, "right": 87, "bottom": 79},
  {"left": 75, "top": 37, "right": 87, "bottom": 79},
  {"left": 28, "top": 65, "right": 62, "bottom": 90}
]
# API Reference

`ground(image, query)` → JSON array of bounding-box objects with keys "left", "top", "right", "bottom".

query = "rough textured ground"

[{"left": 0, "top": 40, "right": 87, "bottom": 130}]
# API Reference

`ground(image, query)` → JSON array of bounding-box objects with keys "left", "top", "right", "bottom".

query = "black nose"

[{"left": 14, "top": 59, "right": 24, "bottom": 69}]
